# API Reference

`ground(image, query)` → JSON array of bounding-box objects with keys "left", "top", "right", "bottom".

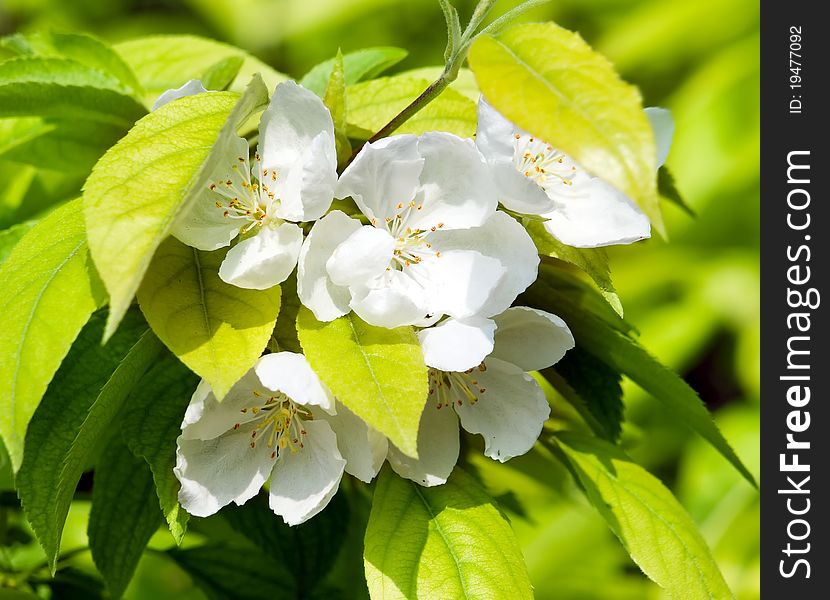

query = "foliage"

[{"left": 0, "top": 1, "right": 759, "bottom": 599}]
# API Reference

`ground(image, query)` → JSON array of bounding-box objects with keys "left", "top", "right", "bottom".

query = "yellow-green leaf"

[
  {"left": 469, "top": 22, "right": 663, "bottom": 235},
  {"left": 365, "top": 467, "right": 533, "bottom": 599},
  {"left": 137, "top": 237, "right": 281, "bottom": 400},
  {"left": 83, "top": 75, "right": 268, "bottom": 340},
  {"left": 296, "top": 308, "right": 427, "bottom": 458}
]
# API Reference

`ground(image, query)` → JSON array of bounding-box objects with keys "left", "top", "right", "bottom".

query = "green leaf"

[
  {"left": 201, "top": 56, "right": 245, "bottom": 92},
  {"left": 553, "top": 432, "right": 734, "bottom": 599},
  {"left": 6, "top": 31, "right": 143, "bottom": 99},
  {"left": 364, "top": 467, "right": 533, "bottom": 599},
  {"left": 0, "top": 198, "right": 105, "bottom": 471},
  {"left": 0, "top": 117, "right": 55, "bottom": 158},
  {"left": 16, "top": 309, "right": 162, "bottom": 570},
  {"left": 46, "top": 567, "right": 107, "bottom": 600},
  {"left": 121, "top": 351, "right": 199, "bottom": 543},
  {"left": 167, "top": 544, "right": 296, "bottom": 600},
  {"left": 525, "top": 265, "right": 756, "bottom": 486},
  {"left": 89, "top": 436, "right": 162, "bottom": 598},
  {"left": 543, "top": 346, "right": 623, "bottom": 441},
  {"left": 272, "top": 274, "right": 301, "bottom": 353},
  {"left": 221, "top": 491, "right": 349, "bottom": 591},
  {"left": 468, "top": 22, "right": 664, "bottom": 235},
  {"left": 114, "top": 35, "right": 287, "bottom": 107},
  {"left": 297, "top": 308, "right": 427, "bottom": 458},
  {"left": 0, "top": 220, "right": 35, "bottom": 265},
  {"left": 324, "top": 50, "right": 351, "bottom": 166},
  {"left": 399, "top": 66, "right": 480, "bottom": 101},
  {"left": 527, "top": 219, "right": 622, "bottom": 315},
  {"left": 137, "top": 237, "right": 281, "bottom": 400},
  {"left": 347, "top": 76, "right": 476, "bottom": 139},
  {"left": 300, "top": 47, "right": 409, "bottom": 96},
  {"left": 658, "top": 166, "right": 695, "bottom": 217},
  {"left": 83, "top": 75, "right": 269, "bottom": 340},
  {"left": 0, "top": 57, "right": 146, "bottom": 127}
]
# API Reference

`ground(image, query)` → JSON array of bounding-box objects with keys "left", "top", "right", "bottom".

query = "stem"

[{"left": 347, "top": 69, "right": 455, "bottom": 164}]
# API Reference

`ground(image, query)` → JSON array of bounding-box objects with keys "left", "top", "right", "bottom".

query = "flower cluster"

[{"left": 163, "top": 79, "right": 672, "bottom": 525}]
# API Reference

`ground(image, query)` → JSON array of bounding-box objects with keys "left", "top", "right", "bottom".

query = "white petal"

[
  {"left": 645, "top": 107, "right": 674, "bottom": 168},
  {"left": 171, "top": 136, "right": 249, "bottom": 251},
  {"left": 387, "top": 396, "right": 459, "bottom": 486},
  {"left": 175, "top": 423, "right": 277, "bottom": 517},
  {"left": 475, "top": 97, "right": 555, "bottom": 215},
  {"left": 429, "top": 211, "right": 538, "bottom": 317},
  {"left": 404, "top": 132, "right": 497, "bottom": 231},
  {"left": 268, "top": 420, "right": 346, "bottom": 525},
  {"left": 349, "top": 270, "right": 429, "bottom": 328},
  {"left": 490, "top": 307, "right": 574, "bottom": 371},
  {"left": 152, "top": 79, "right": 208, "bottom": 111},
  {"left": 454, "top": 358, "right": 549, "bottom": 462},
  {"left": 541, "top": 177, "right": 651, "bottom": 248},
  {"left": 297, "top": 211, "right": 361, "bottom": 321},
  {"left": 414, "top": 249, "right": 505, "bottom": 320},
  {"left": 326, "top": 226, "right": 394, "bottom": 287},
  {"left": 180, "top": 371, "right": 267, "bottom": 441},
  {"left": 418, "top": 316, "right": 495, "bottom": 371},
  {"left": 275, "top": 130, "right": 338, "bottom": 222},
  {"left": 336, "top": 135, "right": 424, "bottom": 223},
  {"left": 255, "top": 352, "right": 334, "bottom": 413},
  {"left": 219, "top": 222, "right": 303, "bottom": 289},
  {"left": 321, "top": 402, "right": 388, "bottom": 483}
]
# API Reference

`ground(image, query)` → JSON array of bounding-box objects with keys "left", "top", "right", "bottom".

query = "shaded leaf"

[{"left": 300, "top": 47, "right": 409, "bottom": 96}]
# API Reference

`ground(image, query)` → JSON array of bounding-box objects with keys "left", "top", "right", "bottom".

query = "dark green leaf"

[
  {"left": 89, "top": 436, "right": 162, "bottom": 598},
  {"left": 201, "top": 56, "right": 245, "bottom": 92},
  {"left": 16, "top": 310, "right": 162, "bottom": 570},
  {"left": 272, "top": 273, "right": 302, "bottom": 353},
  {"left": 658, "top": 166, "right": 695, "bottom": 216},
  {"left": 47, "top": 567, "right": 107, "bottom": 600},
  {"left": 121, "top": 352, "right": 199, "bottom": 544}
]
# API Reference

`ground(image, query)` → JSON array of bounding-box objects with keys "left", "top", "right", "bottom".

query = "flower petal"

[
  {"left": 255, "top": 352, "right": 334, "bottom": 413},
  {"left": 175, "top": 423, "right": 277, "bottom": 517},
  {"left": 404, "top": 132, "right": 497, "bottom": 231},
  {"left": 387, "top": 396, "right": 460, "bottom": 486},
  {"left": 490, "top": 307, "right": 574, "bottom": 372},
  {"left": 152, "top": 79, "right": 208, "bottom": 111},
  {"left": 275, "top": 130, "right": 338, "bottom": 222},
  {"left": 541, "top": 177, "right": 651, "bottom": 248},
  {"left": 219, "top": 222, "right": 303, "bottom": 289},
  {"left": 414, "top": 249, "right": 505, "bottom": 320},
  {"left": 320, "top": 402, "right": 388, "bottom": 483},
  {"left": 268, "top": 419, "right": 346, "bottom": 525},
  {"left": 429, "top": 211, "right": 538, "bottom": 317},
  {"left": 297, "top": 210, "right": 362, "bottom": 321},
  {"left": 179, "top": 370, "right": 267, "bottom": 441},
  {"left": 418, "top": 316, "right": 496, "bottom": 371},
  {"left": 645, "top": 107, "right": 674, "bottom": 168},
  {"left": 454, "top": 358, "right": 549, "bottom": 462},
  {"left": 349, "top": 270, "right": 429, "bottom": 328},
  {"left": 326, "top": 225, "right": 394, "bottom": 288},
  {"left": 475, "top": 98, "right": 555, "bottom": 215},
  {"left": 336, "top": 135, "right": 424, "bottom": 223},
  {"left": 171, "top": 136, "right": 248, "bottom": 251}
]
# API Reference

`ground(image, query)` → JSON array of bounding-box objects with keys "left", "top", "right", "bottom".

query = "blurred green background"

[{"left": 0, "top": 0, "right": 759, "bottom": 598}]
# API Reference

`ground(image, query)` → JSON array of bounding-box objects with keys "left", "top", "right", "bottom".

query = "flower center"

[
  {"left": 512, "top": 133, "right": 578, "bottom": 192},
  {"left": 234, "top": 389, "right": 311, "bottom": 460},
  {"left": 428, "top": 364, "right": 488, "bottom": 409},
  {"left": 209, "top": 152, "right": 281, "bottom": 233},
  {"left": 372, "top": 201, "right": 445, "bottom": 271}
]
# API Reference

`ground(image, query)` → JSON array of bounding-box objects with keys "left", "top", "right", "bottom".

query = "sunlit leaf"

[
  {"left": 137, "top": 237, "right": 281, "bottom": 400},
  {"left": 469, "top": 22, "right": 663, "bottom": 234},
  {"left": 365, "top": 467, "right": 533, "bottom": 599},
  {"left": 0, "top": 199, "right": 105, "bottom": 471},
  {"left": 83, "top": 75, "right": 268, "bottom": 340},
  {"left": 553, "top": 432, "right": 734, "bottom": 599},
  {"left": 297, "top": 307, "right": 427, "bottom": 458},
  {"left": 300, "top": 47, "right": 408, "bottom": 96}
]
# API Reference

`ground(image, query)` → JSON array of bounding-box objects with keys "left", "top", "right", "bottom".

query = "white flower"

[
  {"left": 388, "top": 307, "right": 575, "bottom": 486},
  {"left": 152, "top": 79, "right": 209, "bottom": 110},
  {"left": 170, "top": 80, "right": 338, "bottom": 290},
  {"left": 297, "top": 132, "right": 538, "bottom": 328},
  {"left": 475, "top": 97, "right": 674, "bottom": 248},
  {"left": 174, "top": 352, "right": 346, "bottom": 526}
]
